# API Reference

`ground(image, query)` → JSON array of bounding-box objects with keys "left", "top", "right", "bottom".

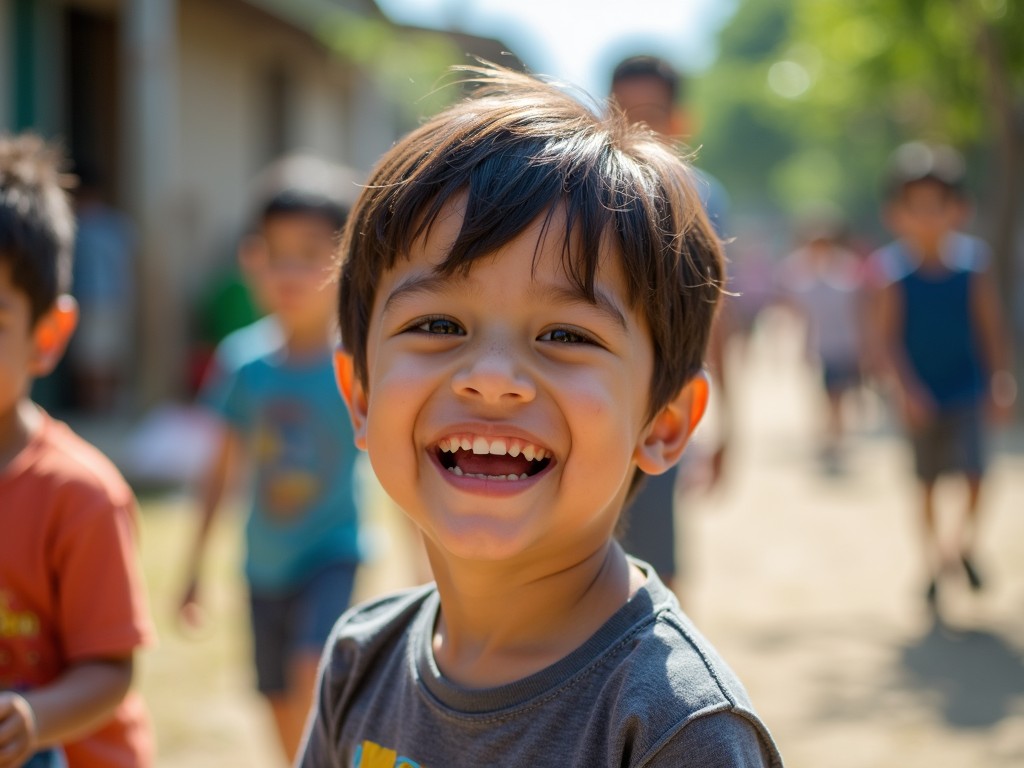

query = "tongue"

[{"left": 455, "top": 452, "right": 531, "bottom": 476}]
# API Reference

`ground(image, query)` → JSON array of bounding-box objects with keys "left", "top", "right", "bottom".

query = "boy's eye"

[
  {"left": 539, "top": 328, "right": 592, "bottom": 344},
  {"left": 413, "top": 316, "right": 464, "bottom": 335}
]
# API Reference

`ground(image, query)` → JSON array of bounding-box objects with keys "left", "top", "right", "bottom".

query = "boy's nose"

[{"left": 451, "top": 342, "right": 536, "bottom": 405}]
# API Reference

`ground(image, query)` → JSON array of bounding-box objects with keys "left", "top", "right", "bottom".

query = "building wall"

[
  {"left": 175, "top": 0, "right": 379, "bottom": 297},
  {"left": 2, "top": 0, "right": 414, "bottom": 402}
]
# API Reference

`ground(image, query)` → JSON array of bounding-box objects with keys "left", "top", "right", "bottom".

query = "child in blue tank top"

[{"left": 873, "top": 143, "right": 1016, "bottom": 608}]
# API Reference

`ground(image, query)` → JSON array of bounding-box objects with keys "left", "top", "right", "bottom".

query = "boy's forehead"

[
  {"left": 411, "top": 195, "right": 623, "bottom": 279},
  {"left": 262, "top": 210, "right": 339, "bottom": 235},
  {"left": 612, "top": 76, "right": 674, "bottom": 113},
  {"left": 900, "top": 179, "right": 953, "bottom": 202},
  {"left": 384, "top": 195, "right": 629, "bottom": 308}
]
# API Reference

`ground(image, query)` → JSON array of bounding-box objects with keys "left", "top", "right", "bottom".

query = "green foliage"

[
  {"left": 694, "top": 0, "right": 1024, "bottom": 238},
  {"left": 319, "top": 10, "right": 463, "bottom": 129}
]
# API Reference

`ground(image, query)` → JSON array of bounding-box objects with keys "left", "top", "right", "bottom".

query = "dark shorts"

[
  {"left": 618, "top": 468, "right": 678, "bottom": 578},
  {"left": 909, "top": 404, "right": 986, "bottom": 483},
  {"left": 249, "top": 561, "right": 357, "bottom": 695},
  {"left": 821, "top": 361, "right": 860, "bottom": 395}
]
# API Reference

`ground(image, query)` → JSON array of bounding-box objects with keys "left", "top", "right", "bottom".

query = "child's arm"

[
  {"left": 970, "top": 267, "right": 1016, "bottom": 422},
  {"left": 0, "top": 657, "right": 132, "bottom": 767},
  {"left": 876, "top": 281, "right": 934, "bottom": 428},
  {"left": 178, "top": 424, "right": 243, "bottom": 628}
]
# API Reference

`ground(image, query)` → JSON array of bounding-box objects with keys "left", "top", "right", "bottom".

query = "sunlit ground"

[{"left": 135, "top": 309, "right": 1024, "bottom": 767}]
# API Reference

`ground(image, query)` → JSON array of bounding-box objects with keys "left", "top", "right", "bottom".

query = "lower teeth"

[{"left": 447, "top": 467, "right": 528, "bottom": 481}]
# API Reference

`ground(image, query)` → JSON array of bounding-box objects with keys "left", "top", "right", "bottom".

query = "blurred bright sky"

[{"left": 376, "top": 0, "right": 738, "bottom": 97}]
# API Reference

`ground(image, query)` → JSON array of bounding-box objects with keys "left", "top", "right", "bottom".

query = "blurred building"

[{"left": 1, "top": 0, "right": 516, "bottom": 406}]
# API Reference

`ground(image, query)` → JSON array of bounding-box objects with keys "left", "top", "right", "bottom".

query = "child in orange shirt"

[{"left": 0, "top": 135, "right": 155, "bottom": 767}]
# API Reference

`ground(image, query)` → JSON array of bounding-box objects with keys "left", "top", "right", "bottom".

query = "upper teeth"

[{"left": 439, "top": 435, "right": 548, "bottom": 460}]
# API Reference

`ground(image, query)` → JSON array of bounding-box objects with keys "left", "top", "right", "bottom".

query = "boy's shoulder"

[
  {"left": 212, "top": 316, "right": 286, "bottom": 376},
  {"left": 4, "top": 411, "right": 134, "bottom": 512},
  {"left": 327, "top": 583, "right": 436, "bottom": 654},
  {"left": 871, "top": 232, "right": 990, "bottom": 287},
  {"left": 943, "top": 231, "right": 990, "bottom": 272}
]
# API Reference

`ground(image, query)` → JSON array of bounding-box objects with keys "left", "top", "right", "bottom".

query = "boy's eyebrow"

[
  {"left": 381, "top": 272, "right": 629, "bottom": 331},
  {"left": 381, "top": 272, "right": 457, "bottom": 316},
  {"left": 531, "top": 283, "right": 628, "bottom": 331}
]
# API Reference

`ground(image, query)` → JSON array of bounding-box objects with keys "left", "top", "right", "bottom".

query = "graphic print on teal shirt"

[{"left": 205, "top": 348, "right": 362, "bottom": 591}]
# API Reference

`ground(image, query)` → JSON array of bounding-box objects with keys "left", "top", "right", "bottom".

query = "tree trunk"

[{"left": 974, "top": 16, "right": 1020, "bottom": 348}]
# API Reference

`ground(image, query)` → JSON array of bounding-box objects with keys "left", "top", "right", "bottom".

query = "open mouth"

[{"left": 435, "top": 435, "right": 553, "bottom": 481}]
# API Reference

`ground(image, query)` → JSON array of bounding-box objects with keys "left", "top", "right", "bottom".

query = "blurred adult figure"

[
  {"left": 69, "top": 167, "right": 136, "bottom": 412},
  {"left": 610, "top": 55, "right": 731, "bottom": 593}
]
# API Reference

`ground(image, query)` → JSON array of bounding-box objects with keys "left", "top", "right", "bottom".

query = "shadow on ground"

[
  {"left": 900, "top": 617, "right": 1024, "bottom": 729},
  {"left": 737, "top": 616, "right": 1024, "bottom": 734}
]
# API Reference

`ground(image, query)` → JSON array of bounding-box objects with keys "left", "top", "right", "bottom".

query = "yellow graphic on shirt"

[
  {"left": 0, "top": 591, "right": 40, "bottom": 638},
  {"left": 353, "top": 740, "right": 422, "bottom": 768}
]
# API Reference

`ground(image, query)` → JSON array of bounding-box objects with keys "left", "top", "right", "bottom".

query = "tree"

[{"left": 696, "top": 0, "right": 1023, "bottom": 325}]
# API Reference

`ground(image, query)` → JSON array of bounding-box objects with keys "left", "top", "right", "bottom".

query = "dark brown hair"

[
  {"left": 338, "top": 65, "right": 723, "bottom": 422},
  {"left": 0, "top": 134, "right": 75, "bottom": 323},
  {"left": 611, "top": 55, "right": 685, "bottom": 104}
]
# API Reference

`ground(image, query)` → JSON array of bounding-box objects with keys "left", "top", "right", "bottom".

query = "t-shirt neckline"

[{"left": 412, "top": 559, "right": 672, "bottom": 715}]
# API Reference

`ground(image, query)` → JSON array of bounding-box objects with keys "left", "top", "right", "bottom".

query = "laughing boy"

[{"left": 299, "top": 66, "right": 782, "bottom": 768}]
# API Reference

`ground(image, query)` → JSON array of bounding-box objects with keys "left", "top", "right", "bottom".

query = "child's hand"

[
  {"left": 177, "top": 578, "right": 207, "bottom": 636},
  {"left": 988, "top": 397, "right": 1015, "bottom": 426},
  {"left": 989, "top": 370, "right": 1017, "bottom": 426},
  {"left": 0, "top": 692, "right": 36, "bottom": 768},
  {"left": 902, "top": 386, "right": 936, "bottom": 431}
]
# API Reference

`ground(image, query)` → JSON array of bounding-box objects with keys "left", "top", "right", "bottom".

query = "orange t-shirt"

[{"left": 0, "top": 413, "right": 156, "bottom": 767}]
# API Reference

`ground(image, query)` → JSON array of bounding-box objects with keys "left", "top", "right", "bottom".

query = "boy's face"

[
  {"left": 0, "top": 261, "right": 36, "bottom": 419},
  {"left": 888, "top": 181, "right": 956, "bottom": 248},
  {"left": 339, "top": 196, "right": 683, "bottom": 566},
  {"left": 254, "top": 212, "right": 338, "bottom": 332},
  {"left": 611, "top": 76, "right": 680, "bottom": 138},
  {"left": 0, "top": 261, "right": 74, "bottom": 424}
]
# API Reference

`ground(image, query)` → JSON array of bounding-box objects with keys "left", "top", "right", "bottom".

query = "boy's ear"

[
  {"left": 634, "top": 370, "right": 709, "bottom": 476},
  {"left": 333, "top": 347, "right": 368, "bottom": 450},
  {"left": 30, "top": 295, "right": 78, "bottom": 377}
]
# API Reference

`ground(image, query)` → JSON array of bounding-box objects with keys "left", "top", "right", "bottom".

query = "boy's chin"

[{"left": 420, "top": 517, "right": 546, "bottom": 565}]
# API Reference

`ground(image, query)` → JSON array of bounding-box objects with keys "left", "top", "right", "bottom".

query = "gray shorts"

[
  {"left": 909, "top": 404, "right": 986, "bottom": 482},
  {"left": 249, "top": 561, "right": 357, "bottom": 695}
]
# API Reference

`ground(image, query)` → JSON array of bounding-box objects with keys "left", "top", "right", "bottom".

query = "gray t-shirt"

[{"left": 300, "top": 563, "right": 782, "bottom": 767}]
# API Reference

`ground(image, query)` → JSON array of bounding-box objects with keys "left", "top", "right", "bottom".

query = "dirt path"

[{"left": 683, "top": 310, "right": 1024, "bottom": 768}]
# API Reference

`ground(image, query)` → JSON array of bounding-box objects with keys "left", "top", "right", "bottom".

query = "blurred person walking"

[
  {"left": 609, "top": 55, "right": 731, "bottom": 594},
  {"left": 778, "top": 211, "right": 868, "bottom": 474},
  {"left": 68, "top": 167, "right": 136, "bottom": 413},
  {"left": 873, "top": 143, "right": 1015, "bottom": 607},
  {"left": 178, "top": 156, "right": 364, "bottom": 764}
]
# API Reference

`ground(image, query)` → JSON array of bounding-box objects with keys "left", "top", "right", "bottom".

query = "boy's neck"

[
  {"left": 0, "top": 399, "right": 43, "bottom": 470},
  {"left": 428, "top": 540, "right": 644, "bottom": 689},
  {"left": 904, "top": 233, "right": 947, "bottom": 263},
  {"left": 281, "top": 320, "right": 333, "bottom": 360}
]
